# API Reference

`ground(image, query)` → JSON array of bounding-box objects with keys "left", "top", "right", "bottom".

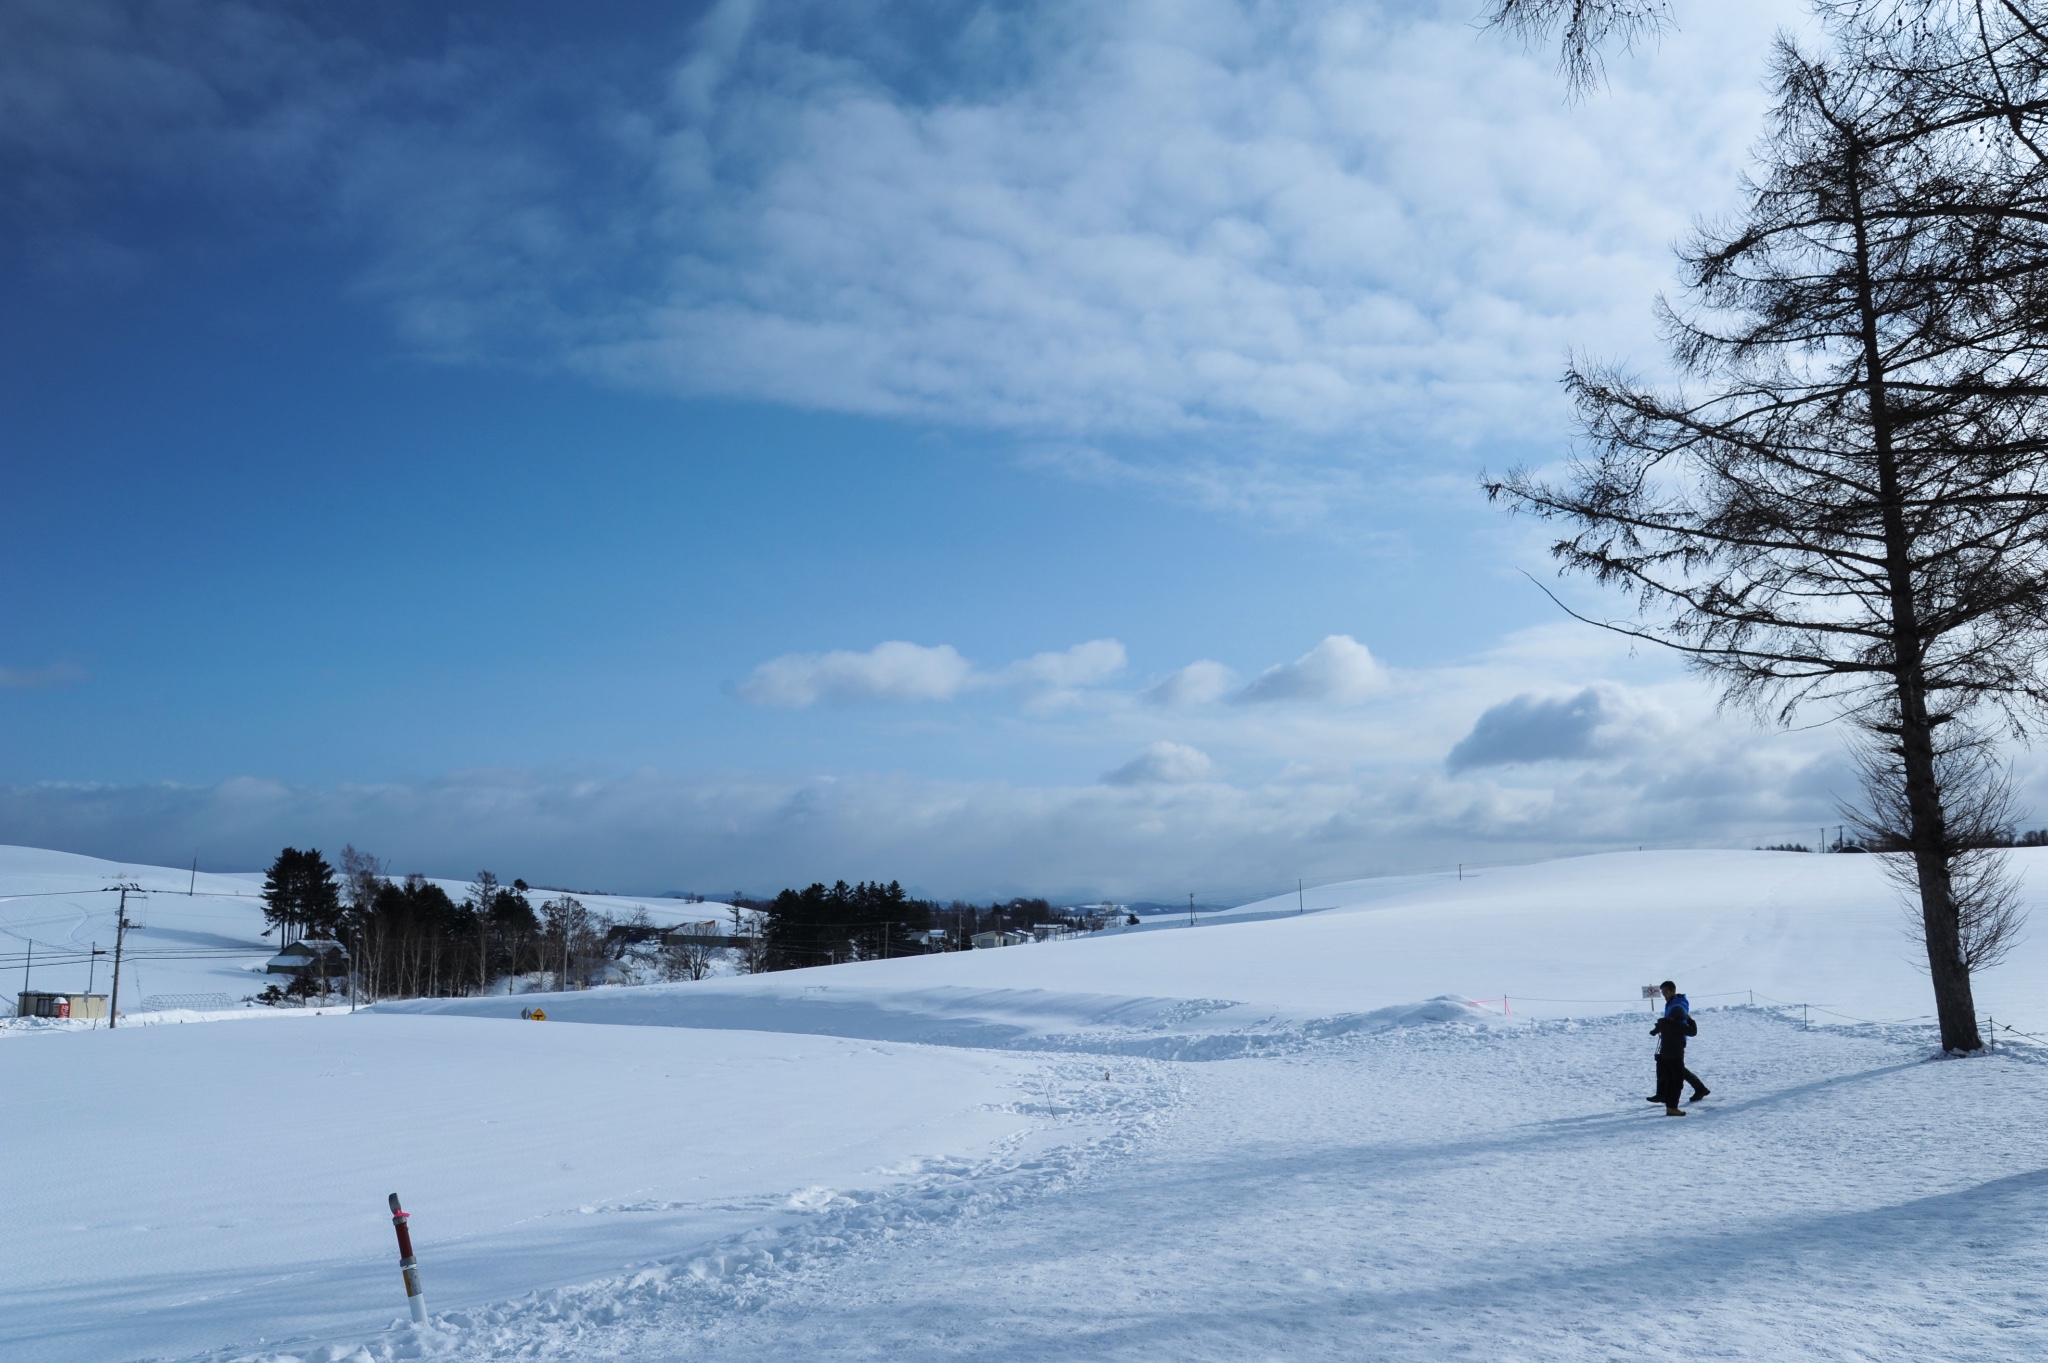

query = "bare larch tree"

[
  {"left": 1485, "top": 0, "right": 1673, "bottom": 93},
  {"left": 1488, "top": 30, "right": 2048, "bottom": 1051}
]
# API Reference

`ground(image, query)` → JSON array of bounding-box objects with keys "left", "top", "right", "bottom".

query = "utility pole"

[
  {"left": 18, "top": 939, "right": 29, "bottom": 1005},
  {"left": 108, "top": 882, "right": 139, "bottom": 1029},
  {"left": 1298, "top": 879, "right": 1304, "bottom": 915},
  {"left": 1187, "top": 892, "right": 1195, "bottom": 928},
  {"left": 189, "top": 857, "right": 197, "bottom": 895},
  {"left": 85, "top": 943, "right": 106, "bottom": 1028}
]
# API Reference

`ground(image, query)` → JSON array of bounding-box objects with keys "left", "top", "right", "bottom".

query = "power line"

[
  {"left": 0, "top": 948, "right": 273, "bottom": 972},
  {"left": 0, "top": 887, "right": 266, "bottom": 900}
]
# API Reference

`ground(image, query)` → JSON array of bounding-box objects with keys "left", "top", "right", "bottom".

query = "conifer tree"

[
  {"left": 1490, "top": 29, "right": 2048, "bottom": 1051},
  {"left": 259, "top": 847, "right": 343, "bottom": 946}
]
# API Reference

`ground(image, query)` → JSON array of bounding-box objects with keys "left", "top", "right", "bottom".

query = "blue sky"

[{"left": 1, "top": 0, "right": 1894, "bottom": 898}]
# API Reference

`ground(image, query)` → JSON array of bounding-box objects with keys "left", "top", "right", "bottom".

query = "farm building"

[
  {"left": 16, "top": 991, "right": 109, "bottom": 1020},
  {"left": 264, "top": 939, "right": 349, "bottom": 977}
]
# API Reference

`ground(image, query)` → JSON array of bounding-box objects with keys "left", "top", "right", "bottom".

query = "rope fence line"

[
  {"left": 1453, "top": 989, "right": 2023, "bottom": 1045},
  {"left": 1993, "top": 1020, "right": 2048, "bottom": 1046}
]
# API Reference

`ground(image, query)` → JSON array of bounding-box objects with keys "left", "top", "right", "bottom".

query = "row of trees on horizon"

[
  {"left": 258, "top": 847, "right": 1099, "bottom": 1002},
  {"left": 261, "top": 848, "right": 613, "bottom": 1000}
]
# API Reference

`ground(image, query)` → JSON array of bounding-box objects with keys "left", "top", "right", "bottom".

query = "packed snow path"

[
  {"left": 787, "top": 1012, "right": 2048, "bottom": 1363},
  {"left": 173, "top": 1009, "right": 2048, "bottom": 1362}
]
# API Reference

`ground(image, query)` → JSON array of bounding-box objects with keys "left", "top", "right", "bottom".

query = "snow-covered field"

[{"left": 7, "top": 844, "right": 2048, "bottom": 1361}]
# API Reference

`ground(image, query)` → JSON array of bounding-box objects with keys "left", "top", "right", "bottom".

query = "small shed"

[
  {"left": 265, "top": 939, "right": 350, "bottom": 976},
  {"left": 970, "top": 930, "right": 1031, "bottom": 950},
  {"left": 17, "top": 991, "right": 109, "bottom": 1020}
]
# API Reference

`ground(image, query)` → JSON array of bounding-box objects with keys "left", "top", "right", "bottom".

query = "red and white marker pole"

[{"left": 388, "top": 1192, "right": 427, "bottom": 1324}]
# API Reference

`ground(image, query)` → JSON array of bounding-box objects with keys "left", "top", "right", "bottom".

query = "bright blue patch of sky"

[
  {"left": 0, "top": 180, "right": 1535, "bottom": 787},
  {"left": 0, "top": 0, "right": 1850, "bottom": 895}
]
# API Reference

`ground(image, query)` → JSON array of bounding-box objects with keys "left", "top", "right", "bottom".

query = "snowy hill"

[
  {"left": 9, "top": 843, "right": 2048, "bottom": 1362},
  {"left": 385, "top": 847, "right": 2048, "bottom": 1044}
]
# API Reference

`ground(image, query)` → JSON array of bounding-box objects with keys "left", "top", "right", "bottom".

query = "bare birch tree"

[{"left": 466, "top": 870, "right": 500, "bottom": 994}]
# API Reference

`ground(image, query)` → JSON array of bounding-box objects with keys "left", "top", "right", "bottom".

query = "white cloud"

[
  {"left": 1449, "top": 683, "right": 1622, "bottom": 769},
  {"left": 737, "top": 638, "right": 1127, "bottom": 708},
  {"left": 9, "top": 0, "right": 1814, "bottom": 518},
  {"left": 0, "top": 722, "right": 1872, "bottom": 901},
  {"left": 1102, "top": 741, "right": 1216, "bottom": 786},
  {"left": 737, "top": 641, "right": 974, "bottom": 707},
  {"left": 1234, "top": 635, "right": 1385, "bottom": 705},
  {"left": 544, "top": 0, "right": 1806, "bottom": 458},
  {"left": 996, "top": 639, "right": 1127, "bottom": 689},
  {"left": 1142, "top": 660, "right": 1238, "bottom": 707},
  {"left": 0, "top": 617, "right": 1887, "bottom": 901}
]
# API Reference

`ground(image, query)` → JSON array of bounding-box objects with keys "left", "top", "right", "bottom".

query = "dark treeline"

[
  {"left": 756, "top": 884, "right": 1101, "bottom": 972},
  {"left": 260, "top": 845, "right": 613, "bottom": 1002},
  {"left": 761, "top": 880, "right": 932, "bottom": 970},
  {"left": 1765, "top": 828, "right": 2048, "bottom": 854},
  {"left": 1844, "top": 829, "right": 2048, "bottom": 854},
  {"left": 263, "top": 846, "right": 1105, "bottom": 993}
]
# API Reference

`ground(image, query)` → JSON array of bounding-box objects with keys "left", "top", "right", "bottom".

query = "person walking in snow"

[{"left": 1648, "top": 980, "right": 1708, "bottom": 1115}]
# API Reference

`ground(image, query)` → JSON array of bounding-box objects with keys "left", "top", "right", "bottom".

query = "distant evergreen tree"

[
  {"left": 260, "top": 847, "right": 342, "bottom": 945},
  {"left": 489, "top": 885, "right": 538, "bottom": 934},
  {"left": 761, "top": 879, "right": 934, "bottom": 970}
]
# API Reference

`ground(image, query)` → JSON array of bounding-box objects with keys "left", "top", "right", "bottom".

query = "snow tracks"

[{"left": 201, "top": 1009, "right": 2048, "bottom": 1363}]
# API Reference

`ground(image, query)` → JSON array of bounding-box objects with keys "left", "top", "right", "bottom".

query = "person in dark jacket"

[{"left": 1647, "top": 980, "right": 1708, "bottom": 1115}]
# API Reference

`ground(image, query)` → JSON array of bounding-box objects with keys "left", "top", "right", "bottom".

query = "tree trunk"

[
  {"left": 1898, "top": 704, "right": 1980, "bottom": 1049},
  {"left": 1849, "top": 148, "right": 1982, "bottom": 1051}
]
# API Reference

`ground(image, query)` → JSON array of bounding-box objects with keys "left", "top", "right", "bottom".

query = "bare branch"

[{"left": 1483, "top": 0, "right": 1675, "bottom": 94}]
